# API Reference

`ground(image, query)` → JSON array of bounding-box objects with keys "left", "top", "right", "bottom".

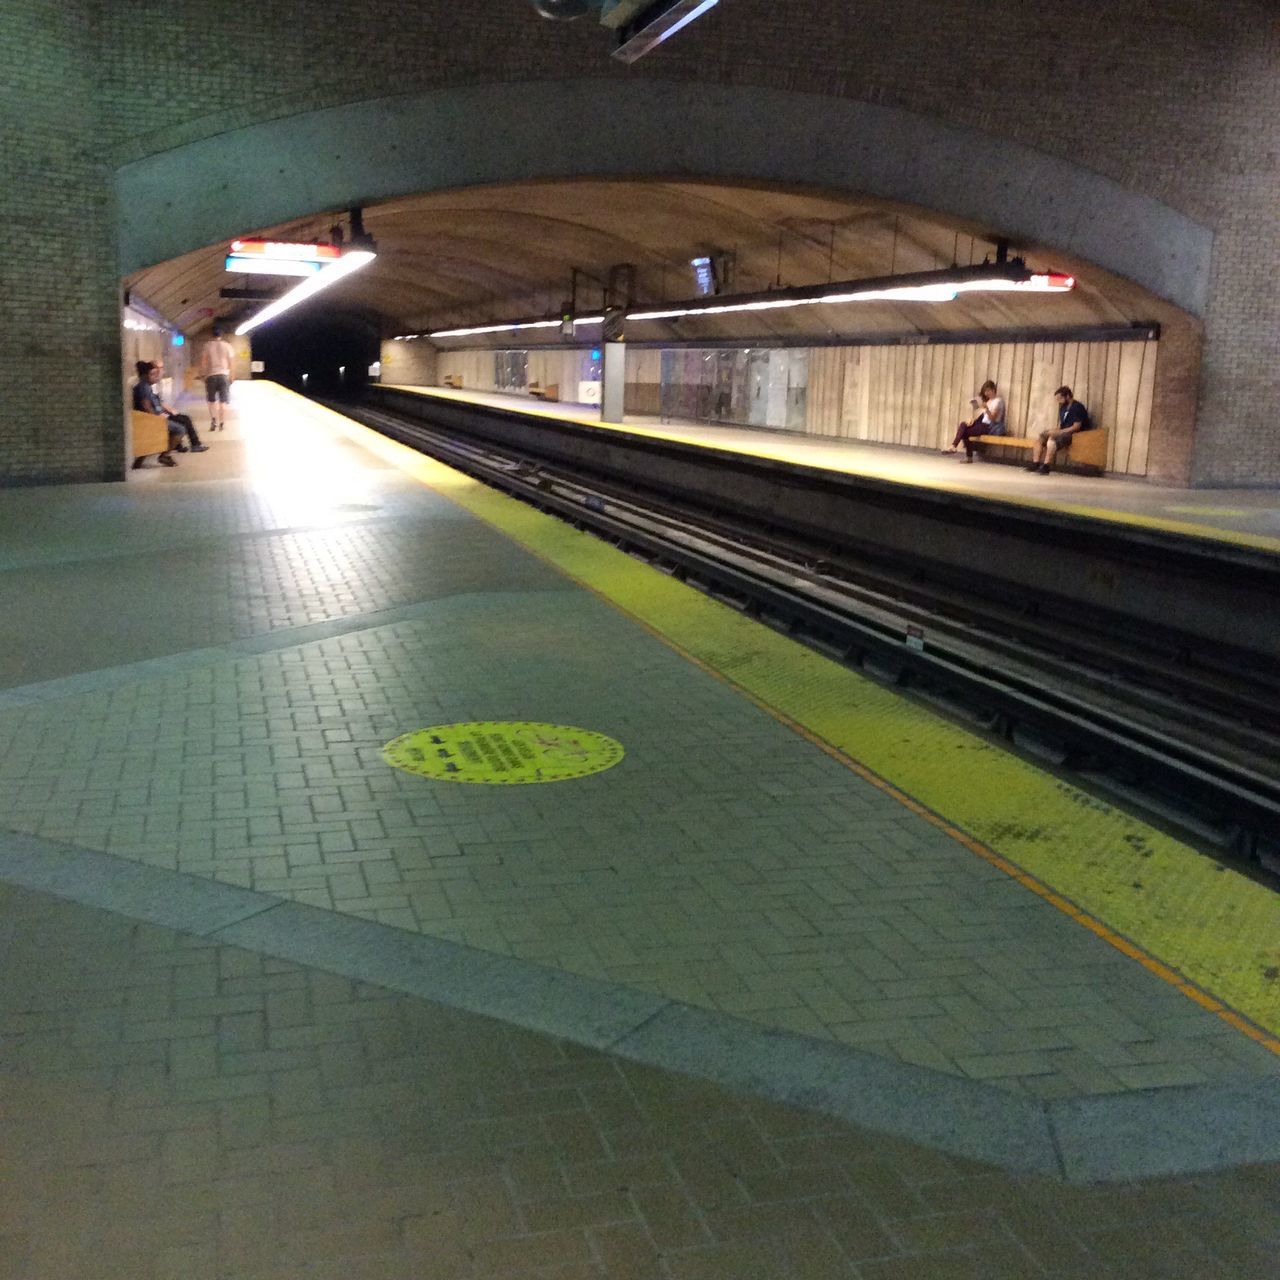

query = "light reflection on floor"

[{"left": 235, "top": 383, "right": 383, "bottom": 523}]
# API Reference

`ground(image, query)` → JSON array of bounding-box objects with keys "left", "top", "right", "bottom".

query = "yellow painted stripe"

[
  {"left": 276, "top": 385, "right": 1280, "bottom": 1053},
  {"left": 386, "top": 383, "right": 1280, "bottom": 555}
]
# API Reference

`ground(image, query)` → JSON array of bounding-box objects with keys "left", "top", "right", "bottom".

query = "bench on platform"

[
  {"left": 441, "top": 375, "right": 462, "bottom": 389},
  {"left": 972, "top": 427, "right": 1109, "bottom": 473},
  {"left": 130, "top": 410, "right": 171, "bottom": 465},
  {"left": 527, "top": 382, "right": 559, "bottom": 402}
]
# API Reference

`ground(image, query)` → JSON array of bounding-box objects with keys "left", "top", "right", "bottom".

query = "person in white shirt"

[
  {"left": 199, "top": 324, "right": 236, "bottom": 431},
  {"left": 943, "top": 380, "right": 1006, "bottom": 462}
]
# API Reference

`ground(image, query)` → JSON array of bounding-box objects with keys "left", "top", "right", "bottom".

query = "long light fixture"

[
  {"left": 628, "top": 266, "right": 1075, "bottom": 322},
  {"left": 610, "top": 0, "right": 721, "bottom": 63},
  {"left": 425, "top": 264, "right": 1073, "bottom": 342},
  {"left": 429, "top": 314, "right": 604, "bottom": 339},
  {"left": 235, "top": 250, "right": 377, "bottom": 335}
]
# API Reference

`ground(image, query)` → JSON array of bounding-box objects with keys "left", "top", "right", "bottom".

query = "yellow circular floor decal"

[{"left": 382, "top": 722, "right": 624, "bottom": 785}]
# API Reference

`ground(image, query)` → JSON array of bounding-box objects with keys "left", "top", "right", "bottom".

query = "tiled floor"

[
  {"left": 2, "top": 383, "right": 1278, "bottom": 1274},
  {"left": 3, "top": 880, "right": 1279, "bottom": 1280},
  {"left": 0, "top": 390, "right": 1271, "bottom": 1100}
]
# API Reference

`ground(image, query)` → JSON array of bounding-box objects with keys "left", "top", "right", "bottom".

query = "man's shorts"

[{"left": 205, "top": 373, "right": 230, "bottom": 403}]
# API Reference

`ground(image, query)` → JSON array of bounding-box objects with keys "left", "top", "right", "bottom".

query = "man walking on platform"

[{"left": 200, "top": 324, "right": 235, "bottom": 431}]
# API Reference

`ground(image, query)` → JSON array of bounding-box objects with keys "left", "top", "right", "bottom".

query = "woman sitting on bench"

[{"left": 943, "top": 381, "right": 1005, "bottom": 461}]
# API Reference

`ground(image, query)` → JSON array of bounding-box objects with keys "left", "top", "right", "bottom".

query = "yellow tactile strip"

[
  {"left": 280, "top": 386, "right": 1280, "bottom": 1050},
  {"left": 387, "top": 384, "right": 1280, "bottom": 555}
]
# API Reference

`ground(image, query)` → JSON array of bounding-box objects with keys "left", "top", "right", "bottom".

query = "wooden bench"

[
  {"left": 130, "top": 409, "right": 172, "bottom": 466},
  {"left": 527, "top": 382, "right": 559, "bottom": 402},
  {"left": 441, "top": 375, "right": 462, "bottom": 389},
  {"left": 972, "top": 427, "right": 1109, "bottom": 473}
]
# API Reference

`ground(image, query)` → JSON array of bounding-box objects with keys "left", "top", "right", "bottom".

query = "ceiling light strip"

[
  {"left": 235, "top": 250, "right": 377, "bottom": 335},
  {"left": 629, "top": 272, "right": 1075, "bottom": 322},
  {"left": 429, "top": 314, "right": 605, "bottom": 339},
  {"left": 426, "top": 268, "right": 1074, "bottom": 340}
]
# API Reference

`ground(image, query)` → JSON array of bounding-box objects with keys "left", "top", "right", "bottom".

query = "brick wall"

[
  {"left": 379, "top": 339, "right": 438, "bottom": 388},
  {"left": 0, "top": 2, "right": 122, "bottom": 485},
  {"left": 3, "top": 0, "right": 1277, "bottom": 485}
]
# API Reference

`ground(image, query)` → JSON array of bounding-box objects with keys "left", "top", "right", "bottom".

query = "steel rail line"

[{"left": 323, "top": 395, "right": 1280, "bottom": 875}]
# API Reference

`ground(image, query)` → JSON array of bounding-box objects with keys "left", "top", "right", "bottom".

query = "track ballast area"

[{"left": 323, "top": 389, "right": 1280, "bottom": 877}]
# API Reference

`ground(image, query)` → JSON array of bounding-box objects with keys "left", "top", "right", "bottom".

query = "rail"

[{"left": 328, "top": 389, "right": 1280, "bottom": 873}]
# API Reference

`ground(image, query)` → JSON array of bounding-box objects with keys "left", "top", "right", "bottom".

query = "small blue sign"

[{"left": 172, "top": 334, "right": 185, "bottom": 347}]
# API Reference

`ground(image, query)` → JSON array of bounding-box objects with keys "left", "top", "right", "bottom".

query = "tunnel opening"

[
  {"left": 249, "top": 309, "right": 380, "bottom": 397},
  {"left": 121, "top": 174, "right": 1201, "bottom": 485}
]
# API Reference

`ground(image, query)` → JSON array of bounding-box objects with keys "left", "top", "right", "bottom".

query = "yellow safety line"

[
  {"left": 272, "top": 385, "right": 1280, "bottom": 1054},
  {"left": 387, "top": 384, "right": 1280, "bottom": 555}
]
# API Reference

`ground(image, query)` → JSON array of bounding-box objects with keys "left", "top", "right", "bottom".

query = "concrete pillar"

[
  {"left": 1146, "top": 314, "right": 1202, "bottom": 488},
  {"left": 1, "top": 0, "right": 122, "bottom": 485},
  {"left": 602, "top": 342, "right": 626, "bottom": 424}
]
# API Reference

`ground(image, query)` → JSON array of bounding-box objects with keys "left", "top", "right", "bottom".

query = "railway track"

[{"left": 325, "top": 395, "right": 1280, "bottom": 877}]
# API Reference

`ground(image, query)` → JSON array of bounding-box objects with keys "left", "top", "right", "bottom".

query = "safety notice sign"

[{"left": 381, "top": 722, "right": 624, "bottom": 785}]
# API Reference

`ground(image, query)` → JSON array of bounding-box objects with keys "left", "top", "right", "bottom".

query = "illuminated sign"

[
  {"left": 225, "top": 256, "right": 319, "bottom": 277},
  {"left": 691, "top": 256, "right": 717, "bottom": 297},
  {"left": 228, "top": 239, "right": 341, "bottom": 262},
  {"left": 225, "top": 239, "right": 342, "bottom": 278}
]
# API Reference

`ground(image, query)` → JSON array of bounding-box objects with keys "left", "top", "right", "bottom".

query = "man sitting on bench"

[
  {"left": 132, "top": 360, "right": 209, "bottom": 461},
  {"left": 1027, "top": 385, "right": 1092, "bottom": 475}
]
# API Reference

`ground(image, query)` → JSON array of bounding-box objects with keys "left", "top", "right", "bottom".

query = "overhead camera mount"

[{"left": 526, "top": 0, "right": 722, "bottom": 63}]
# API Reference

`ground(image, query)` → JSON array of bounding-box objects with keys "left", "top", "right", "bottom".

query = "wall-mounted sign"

[
  {"left": 382, "top": 722, "right": 625, "bottom": 785},
  {"left": 691, "top": 255, "right": 718, "bottom": 296},
  {"left": 229, "top": 239, "right": 341, "bottom": 262},
  {"left": 225, "top": 239, "right": 342, "bottom": 278}
]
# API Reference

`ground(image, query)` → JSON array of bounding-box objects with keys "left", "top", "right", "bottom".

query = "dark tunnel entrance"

[{"left": 250, "top": 309, "right": 380, "bottom": 397}]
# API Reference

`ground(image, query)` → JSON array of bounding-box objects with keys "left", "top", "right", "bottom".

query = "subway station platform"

[
  {"left": 389, "top": 386, "right": 1280, "bottom": 555},
  {"left": 3, "top": 383, "right": 1280, "bottom": 1277}
]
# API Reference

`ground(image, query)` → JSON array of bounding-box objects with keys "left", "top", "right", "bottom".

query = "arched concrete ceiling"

[
  {"left": 126, "top": 178, "right": 1185, "bottom": 348},
  {"left": 114, "top": 80, "right": 1212, "bottom": 318}
]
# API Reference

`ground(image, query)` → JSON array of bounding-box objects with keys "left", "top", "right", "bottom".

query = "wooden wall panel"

[
  {"left": 805, "top": 347, "right": 844, "bottom": 437},
  {"left": 526, "top": 350, "right": 555, "bottom": 390},
  {"left": 625, "top": 348, "right": 664, "bottom": 416},
  {"left": 440, "top": 337, "right": 1157, "bottom": 475},
  {"left": 819, "top": 337, "right": 1156, "bottom": 473},
  {"left": 437, "top": 350, "right": 494, "bottom": 391},
  {"left": 1128, "top": 342, "right": 1156, "bottom": 476}
]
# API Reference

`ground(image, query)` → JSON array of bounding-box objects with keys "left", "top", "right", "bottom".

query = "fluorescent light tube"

[
  {"left": 430, "top": 315, "right": 604, "bottom": 339},
  {"left": 427, "top": 269, "right": 1074, "bottom": 336},
  {"left": 612, "top": 0, "right": 720, "bottom": 63},
  {"left": 235, "top": 250, "right": 376, "bottom": 335},
  {"left": 225, "top": 256, "right": 320, "bottom": 278}
]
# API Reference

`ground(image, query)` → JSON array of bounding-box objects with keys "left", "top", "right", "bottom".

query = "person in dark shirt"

[
  {"left": 132, "top": 360, "right": 209, "bottom": 457},
  {"left": 131, "top": 360, "right": 182, "bottom": 466},
  {"left": 1027, "top": 385, "right": 1092, "bottom": 474}
]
